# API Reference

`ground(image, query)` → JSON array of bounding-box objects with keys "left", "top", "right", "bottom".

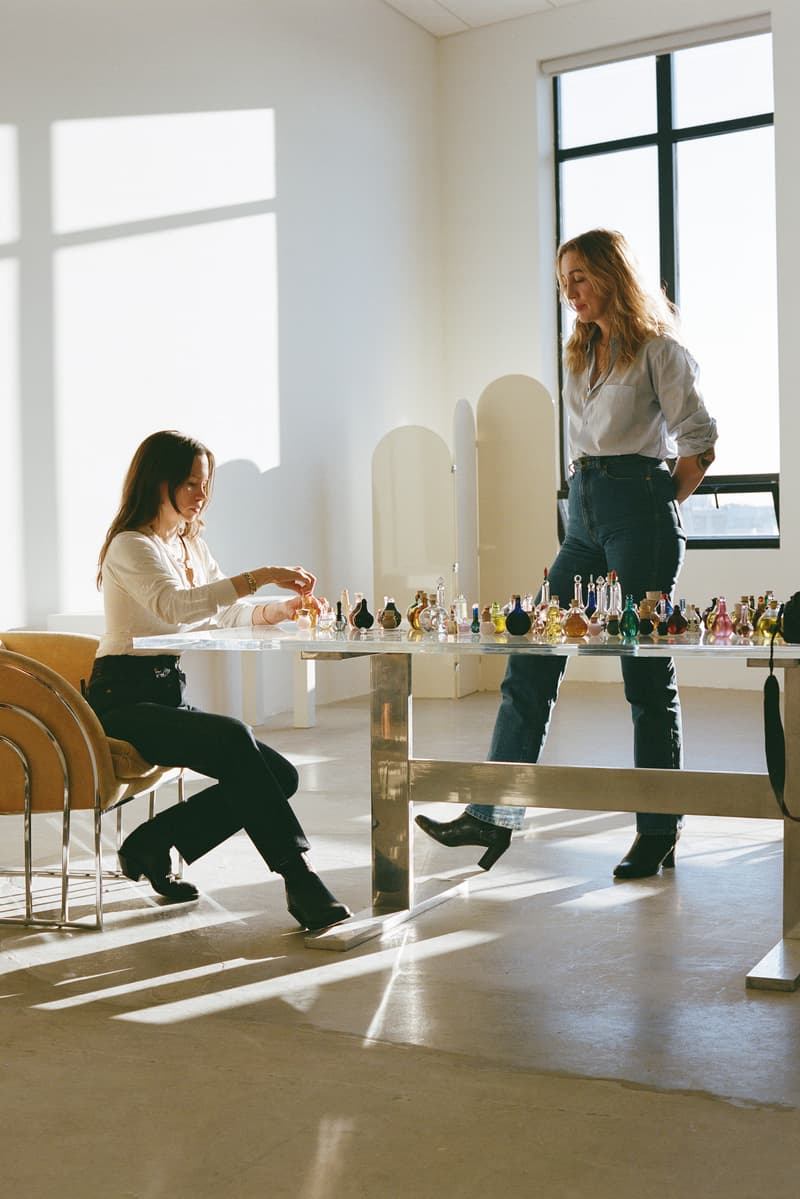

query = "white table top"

[{"left": 133, "top": 624, "right": 800, "bottom": 662}]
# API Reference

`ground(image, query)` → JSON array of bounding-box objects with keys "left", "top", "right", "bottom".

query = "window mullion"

[{"left": 656, "top": 54, "right": 678, "bottom": 304}]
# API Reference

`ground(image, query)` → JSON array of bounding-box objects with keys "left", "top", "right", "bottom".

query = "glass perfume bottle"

[
  {"left": 544, "top": 596, "right": 563, "bottom": 641},
  {"left": 352, "top": 597, "right": 374, "bottom": 629},
  {"left": 619, "top": 595, "right": 640, "bottom": 640},
  {"left": 471, "top": 604, "right": 481, "bottom": 634},
  {"left": 638, "top": 594, "right": 655, "bottom": 636},
  {"left": 536, "top": 566, "right": 551, "bottom": 625},
  {"left": 479, "top": 605, "right": 496, "bottom": 636},
  {"left": 455, "top": 592, "right": 469, "bottom": 623},
  {"left": 584, "top": 575, "right": 597, "bottom": 619},
  {"left": 712, "top": 596, "right": 734, "bottom": 638},
  {"left": 733, "top": 600, "right": 754, "bottom": 639},
  {"left": 406, "top": 591, "right": 424, "bottom": 630},
  {"left": 379, "top": 598, "right": 402, "bottom": 629},
  {"left": 505, "top": 595, "right": 532, "bottom": 636},
  {"left": 702, "top": 598, "right": 718, "bottom": 633},
  {"left": 334, "top": 600, "right": 347, "bottom": 633},
  {"left": 490, "top": 600, "right": 506, "bottom": 634},
  {"left": 422, "top": 578, "right": 449, "bottom": 634},
  {"left": 348, "top": 592, "right": 363, "bottom": 627},
  {"left": 605, "top": 572, "right": 622, "bottom": 636},
  {"left": 666, "top": 600, "right": 688, "bottom": 635},
  {"left": 445, "top": 605, "right": 459, "bottom": 636},
  {"left": 563, "top": 598, "right": 589, "bottom": 638},
  {"left": 295, "top": 607, "right": 312, "bottom": 631},
  {"left": 756, "top": 597, "right": 782, "bottom": 641},
  {"left": 655, "top": 594, "right": 670, "bottom": 637},
  {"left": 684, "top": 602, "right": 702, "bottom": 635},
  {"left": 317, "top": 600, "right": 335, "bottom": 631}
]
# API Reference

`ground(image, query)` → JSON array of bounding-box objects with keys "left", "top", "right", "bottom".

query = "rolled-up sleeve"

[{"left": 647, "top": 338, "right": 718, "bottom": 457}]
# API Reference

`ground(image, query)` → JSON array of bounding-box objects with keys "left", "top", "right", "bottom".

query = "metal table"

[{"left": 134, "top": 625, "right": 800, "bottom": 989}]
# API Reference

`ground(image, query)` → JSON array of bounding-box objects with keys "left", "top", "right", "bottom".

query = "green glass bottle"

[{"left": 619, "top": 594, "right": 640, "bottom": 640}]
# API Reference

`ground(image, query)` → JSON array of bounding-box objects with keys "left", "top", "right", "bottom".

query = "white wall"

[
  {"left": 441, "top": 0, "right": 799, "bottom": 688},
  {"left": 0, "top": 0, "right": 444, "bottom": 712}
]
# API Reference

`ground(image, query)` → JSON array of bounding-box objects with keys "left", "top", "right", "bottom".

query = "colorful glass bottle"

[
  {"left": 619, "top": 595, "right": 640, "bottom": 639},
  {"left": 490, "top": 600, "right": 506, "bottom": 634},
  {"left": 353, "top": 597, "right": 374, "bottom": 629},
  {"left": 713, "top": 596, "right": 734, "bottom": 639},
  {"left": 544, "top": 596, "right": 563, "bottom": 640},
  {"left": 666, "top": 600, "right": 688, "bottom": 635},
  {"left": 471, "top": 604, "right": 481, "bottom": 634},
  {"left": 379, "top": 598, "right": 402, "bottom": 629},
  {"left": 563, "top": 598, "right": 589, "bottom": 637},
  {"left": 505, "top": 595, "right": 532, "bottom": 636},
  {"left": 584, "top": 575, "right": 597, "bottom": 619},
  {"left": 756, "top": 598, "right": 783, "bottom": 641}
]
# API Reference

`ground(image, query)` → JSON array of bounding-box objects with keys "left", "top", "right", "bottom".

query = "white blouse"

[
  {"left": 98, "top": 530, "right": 254, "bottom": 657},
  {"left": 564, "top": 333, "right": 718, "bottom": 462}
]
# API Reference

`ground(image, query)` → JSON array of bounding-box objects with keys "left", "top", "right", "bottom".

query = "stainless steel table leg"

[
  {"left": 748, "top": 664, "right": 800, "bottom": 990},
  {"left": 305, "top": 653, "right": 469, "bottom": 950}
]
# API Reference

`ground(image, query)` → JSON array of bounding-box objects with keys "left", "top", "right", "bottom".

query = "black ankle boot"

[
  {"left": 280, "top": 858, "right": 351, "bottom": 931},
  {"left": 118, "top": 828, "right": 199, "bottom": 903},
  {"left": 613, "top": 832, "right": 678, "bottom": 880},
  {"left": 415, "top": 811, "right": 511, "bottom": 870}
]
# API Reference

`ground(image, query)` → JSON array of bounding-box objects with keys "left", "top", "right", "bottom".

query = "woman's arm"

[
  {"left": 671, "top": 446, "right": 716, "bottom": 504},
  {"left": 229, "top": 564, "right": 316, "bottom": 600}
]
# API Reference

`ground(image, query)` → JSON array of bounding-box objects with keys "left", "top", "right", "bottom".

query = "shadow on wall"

[{"left": 372, "top": 375, "right": 558, "bottom": 697}]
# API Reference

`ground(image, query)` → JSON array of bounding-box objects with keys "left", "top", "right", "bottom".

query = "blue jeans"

[{"left": 468, "top": 454, "right": 686, "bottom": 835}]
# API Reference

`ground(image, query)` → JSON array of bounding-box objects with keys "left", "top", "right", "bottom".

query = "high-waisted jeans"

[
  {"left": 87, "top": 654, "right": 309, "bottom": 870},
  {"left": 468, "top": 454, "right": 686, "bottom": 835}
]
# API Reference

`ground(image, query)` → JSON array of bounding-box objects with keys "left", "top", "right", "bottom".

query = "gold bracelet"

[{"left": 244, "top": 571, "right": 258, "bottom": 595}]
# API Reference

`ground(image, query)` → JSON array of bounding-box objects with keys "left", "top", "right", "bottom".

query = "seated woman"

[{"left": 87, "top": 429, "right": 350, "bottom": 932}]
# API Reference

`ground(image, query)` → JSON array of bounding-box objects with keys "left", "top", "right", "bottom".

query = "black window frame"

[{"left": 553, "top": 39, "right": 778, "bottom": 549}]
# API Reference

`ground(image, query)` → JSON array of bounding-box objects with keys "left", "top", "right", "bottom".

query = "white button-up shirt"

[{"left": 565, "top": 333, "right": 718, "bottom": 462}]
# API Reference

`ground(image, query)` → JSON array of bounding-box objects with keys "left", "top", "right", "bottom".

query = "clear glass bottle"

[
  {"left": 445, "top": 605, "right": 459, "bottom": 636},
  {"left": 733, "top": 600, "right": 754, "bottom": 639},
  {"left": 334, "top": 600, "right": 347, "bottom": 633},
  {"left": 684, "top": 602, "right": 702, "bottom": 635},
  {"left": 479, "top": 605, "right": 496, "bottom": 636}
]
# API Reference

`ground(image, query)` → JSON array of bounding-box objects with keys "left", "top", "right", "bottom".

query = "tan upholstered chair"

[{"left": 0, "top": 631, "right": 184, "bottom": 929}]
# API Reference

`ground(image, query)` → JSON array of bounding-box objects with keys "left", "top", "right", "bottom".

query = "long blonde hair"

[
  {"left": 97, "top": 430, "right": 215, "bottom": 588},
  {"left": 558, "top": 229, "right": 676, "bottom": 373}
]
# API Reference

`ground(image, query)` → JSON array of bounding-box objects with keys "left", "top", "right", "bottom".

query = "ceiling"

[{"left": 380, "top": 0, "right": 591, "bottom": 38}]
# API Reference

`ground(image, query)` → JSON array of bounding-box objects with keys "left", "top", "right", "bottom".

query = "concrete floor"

[{"left": 2, "top": 682, "right": 799, "bottom": 1198}]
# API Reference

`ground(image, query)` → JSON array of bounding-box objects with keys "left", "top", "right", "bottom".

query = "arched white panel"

[
  {"left": 372, "top": 425, "right": 456, "bottom": 698},
  {"left": 477, "top": 375, "right": 558, "bottom": 691}
]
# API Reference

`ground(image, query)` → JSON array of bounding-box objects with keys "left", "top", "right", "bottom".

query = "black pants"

[{"left": 88, "top": 655, "right": 309, "bottom": 871}]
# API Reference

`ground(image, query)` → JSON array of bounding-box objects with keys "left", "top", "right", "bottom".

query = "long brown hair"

[
  {"left": 558, "top": 229, "right": 676, "bottom": 373},
  {"left": 97, "top": 430, "right": 215, "bottom": 587}
]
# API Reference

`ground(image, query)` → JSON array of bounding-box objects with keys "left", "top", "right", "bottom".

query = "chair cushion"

[{"left": 107, "top": 737, "right": 161, "bottom": 781}]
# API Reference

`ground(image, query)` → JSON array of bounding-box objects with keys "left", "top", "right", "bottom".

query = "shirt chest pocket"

[{"left": 588, "top": 382, "right": 636, "bottom": 418}]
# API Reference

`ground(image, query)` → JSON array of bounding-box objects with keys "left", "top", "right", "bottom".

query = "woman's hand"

[
  {"left": 268, "top": 565, "right": 316, "bottom": 596},
  {"left": 252, "top": 596, "right": 304, "bottom": 625}
]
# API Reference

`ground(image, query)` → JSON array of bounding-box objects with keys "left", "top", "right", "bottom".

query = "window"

[{"left": 553, "top": 32, "right": 778, "bottom": 547}]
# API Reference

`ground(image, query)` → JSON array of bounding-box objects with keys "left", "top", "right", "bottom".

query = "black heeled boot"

[
  {"left": 280, "top": 857, "right": 352, "bottom": 931},
  {"left": 415, "top": 811, "right": 511, "bottom": 870},
  {"left": 613, "top": 832, "right": 678, "bottom": 880},
  {"left": 118, "top": 825, "right": 199, "bottom": 903}
]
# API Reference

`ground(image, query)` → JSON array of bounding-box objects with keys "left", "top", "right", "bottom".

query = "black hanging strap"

[{"left": 763, "top": 606, "right": 800, "bottom": 821}]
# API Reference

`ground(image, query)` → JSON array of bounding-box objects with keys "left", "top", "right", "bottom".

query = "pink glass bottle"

[{"left": 713, "top": 595, "right": 734, "bottom": 639}]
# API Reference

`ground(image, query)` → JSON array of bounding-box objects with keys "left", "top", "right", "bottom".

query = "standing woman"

[
  {"left": 88, "top": 429, "right": 351, "bottom": 931},
  {"left": 417, "top": 228, "right": 718, "bottom": 879}
]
